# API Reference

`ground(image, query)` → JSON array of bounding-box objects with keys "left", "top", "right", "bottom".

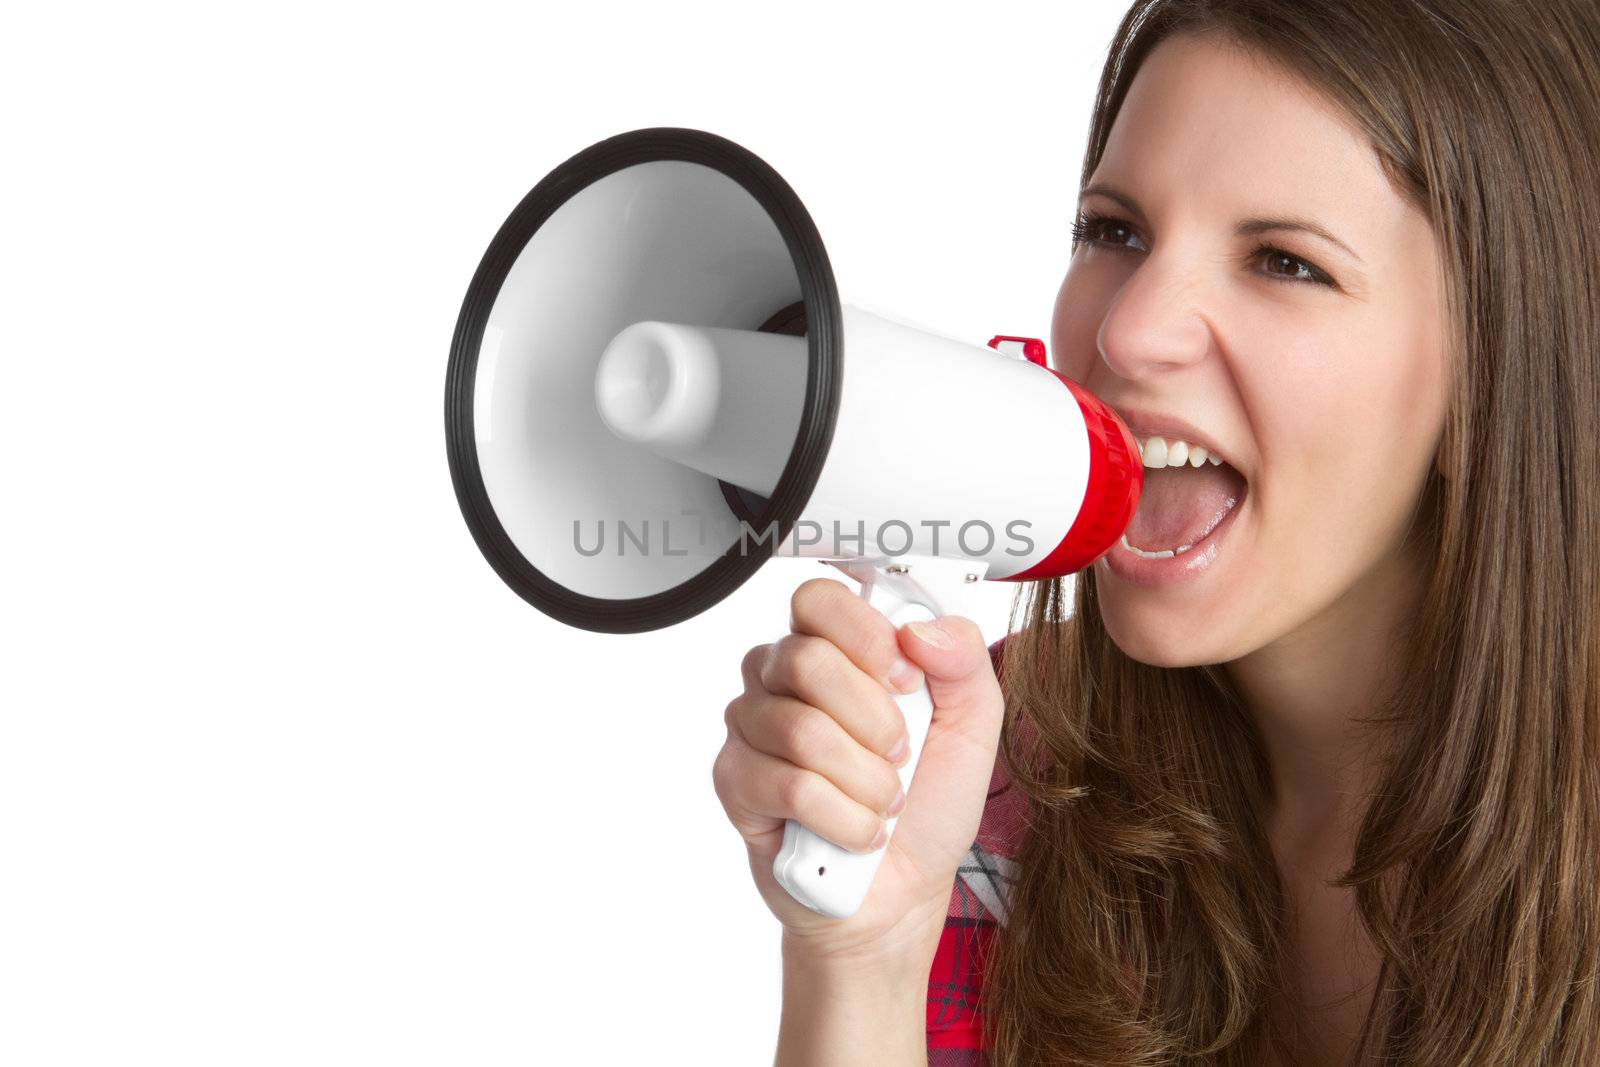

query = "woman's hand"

[{"left": 711, "top": 576, "right": 1006, "bottom": 969}]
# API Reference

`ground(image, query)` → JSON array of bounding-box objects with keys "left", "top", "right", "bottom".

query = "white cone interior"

[{"left": 474, "top": 160, "right": 806, "bottom": 599}]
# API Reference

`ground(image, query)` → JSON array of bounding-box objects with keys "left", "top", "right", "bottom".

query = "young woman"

[{"left": 712, "top": 1, "right": 1600, "bottom": 1063}]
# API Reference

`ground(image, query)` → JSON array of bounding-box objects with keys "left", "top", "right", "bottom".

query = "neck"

[{"left": 1224, "top": 542, "right": 1426, "bottom": 855}]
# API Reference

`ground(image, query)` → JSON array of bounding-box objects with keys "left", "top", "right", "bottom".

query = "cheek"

[
  {"left": 1049, "top": 264, "right": 1117, "bottom": 382},
  {"left": 1251, "top": 313, "right": 1444, "bottom": 575}
]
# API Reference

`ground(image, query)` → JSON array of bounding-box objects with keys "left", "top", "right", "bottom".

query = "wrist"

[
  {"left": 781, "top": 937, "right": 931, "bottom": 992},
  {"left": 777, "top": 931, "right": 933, "bottom": 1067},
  {"left": 780, "top": 906, "right": 945, "bottom": 985}
]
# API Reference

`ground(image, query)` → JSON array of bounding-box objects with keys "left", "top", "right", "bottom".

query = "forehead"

[{"left": 1091, "top": 32, "right": 1396, "bottom": 225}]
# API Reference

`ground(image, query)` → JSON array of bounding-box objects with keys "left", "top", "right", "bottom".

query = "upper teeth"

[{"left": 1137, "top": 435, "right": 1223, "bottom": 469}]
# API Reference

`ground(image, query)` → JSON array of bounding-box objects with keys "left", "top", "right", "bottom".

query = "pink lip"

[{"left": 1112, "top": 406, "right": 1243, "bottom": 475}]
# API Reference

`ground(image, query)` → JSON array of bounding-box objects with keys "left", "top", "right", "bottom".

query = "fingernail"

[
  {"left": 868, "top": 824, "right": 890, "bottom": 851},
  {"left": 886, "top": 789, "right": 906, "bottom": 817},
  {"left": 886, "top": 735, "right": 909, "bottom": 765},
  {"left": 886, "top": 656, "right": 923, "bottom": 694},
  {"left": 907, "top": 619, "right": 954, "bottom": 649}
]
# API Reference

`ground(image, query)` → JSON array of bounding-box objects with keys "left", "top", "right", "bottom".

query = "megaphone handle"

[{"left": 771, "top": 556, "right": 982, "bottom": 919}]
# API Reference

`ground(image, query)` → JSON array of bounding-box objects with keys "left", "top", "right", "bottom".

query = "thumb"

[
  {"left": 896, "top": 615, "right": 1002, "bottom": 736},
  {"left": 885, "top": 614, "right": 1006, "bottom": 884}
]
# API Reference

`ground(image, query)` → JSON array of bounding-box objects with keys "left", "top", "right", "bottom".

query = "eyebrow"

[{"left": 1078, "top": 182, "right": 1364, "bottom": 265}]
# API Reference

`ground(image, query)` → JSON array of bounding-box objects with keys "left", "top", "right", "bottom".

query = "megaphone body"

[
  {"left": 594, "top": 308, "right": 1136, "bottom": 576},
  {"left": 446, "top": 127, "right": 1142, "bottom": 918}
]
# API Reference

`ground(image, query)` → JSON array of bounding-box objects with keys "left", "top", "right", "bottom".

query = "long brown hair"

[{"left": 984, "top": 1, "right": 1600, "bottom": 1063}]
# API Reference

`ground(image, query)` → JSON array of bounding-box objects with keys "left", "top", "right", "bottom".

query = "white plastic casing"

[{"left": 593, "top": 304, "right": 1090, "bottom": 579}]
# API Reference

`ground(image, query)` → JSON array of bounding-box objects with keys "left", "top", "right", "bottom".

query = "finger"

[
  {"left": 732, "top": 691, "right": 905, "bottom": 817},
  {"left": 719, "top": 731, "right": 891, "bottom": 856},
  {"left": 789, "top": 577, "right": 925, "bottom": 695},
  {"left": 757, "top": 633, "right": 909, "bottom": 763},
  {"left": 740, "top": 643, "right": 773, "bottom": 692}
]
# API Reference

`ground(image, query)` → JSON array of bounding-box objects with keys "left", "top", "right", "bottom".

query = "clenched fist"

[{"left": 711, "top": 577, "right": 1006, "bottom": 968}]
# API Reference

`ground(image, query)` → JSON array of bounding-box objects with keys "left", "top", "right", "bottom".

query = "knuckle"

[
  {"left": 790, "top": 635, "right": 835, "bottom": 688},
  {"left": 835, "top": 620, "right": 889, "bottom": 673},
  {"left": 710, "top": 744, "right": 733, "bottom": 797},
  {"left": 852, "top": 609, "right": 899, "bottom": 656},
  {"left": 758, "top": 639, "right": 791, "bottom": 690},
  {"left": 777, "top": 767, "right": 815, "bottom": 815},
  {"left": 741, "top": 643, "right": 771, "bottom": 684},
  {"left": 767, "top": 634, "right": 829, "bottom": 693},
  {"left": 782, "top": 705, "right": 835, "bottom": 764},
  {"left": 844, "top": 620, "right": 901, "bottom": 683}
]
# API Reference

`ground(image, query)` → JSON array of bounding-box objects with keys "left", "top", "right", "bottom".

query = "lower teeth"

[{"left": 1121, "top": 534, "right": 1193, "bottom": 559}]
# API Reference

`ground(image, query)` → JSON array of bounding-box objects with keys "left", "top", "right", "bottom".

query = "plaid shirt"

[{"left": 925, "top": 636, "right": 1025, "bottom": 1065}]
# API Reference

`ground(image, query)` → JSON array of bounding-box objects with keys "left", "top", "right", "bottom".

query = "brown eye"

[
  {"left": 1266, "top": 251, "right": 1311, "bottom": 278},
  {"left": 1071, "top": 211, "right": 1147, "bottom": 252},
  {"left": 1256, "top": 245, "right": 1334, "bottom": 287},
  {"left": 1097, "top": 220, "right": 1134, "bottom": 244}
]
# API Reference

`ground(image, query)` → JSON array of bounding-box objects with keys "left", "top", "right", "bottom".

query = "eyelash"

[{"left": 1069, "top": 209, "right": 1337, "bottom": 289}]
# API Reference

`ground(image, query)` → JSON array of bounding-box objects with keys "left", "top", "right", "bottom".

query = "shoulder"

[{"left": 924, "top": 635, "right": 1026, "bottom": 1060}]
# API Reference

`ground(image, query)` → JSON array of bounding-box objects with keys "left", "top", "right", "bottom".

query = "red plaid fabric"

[{"left": 924, "top": 635, "right": 1027, "bottom": 1065}]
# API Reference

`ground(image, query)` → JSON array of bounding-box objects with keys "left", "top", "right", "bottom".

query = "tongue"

[{"left": 1125, "top": 462, "right": 1247, "bottom": 551}]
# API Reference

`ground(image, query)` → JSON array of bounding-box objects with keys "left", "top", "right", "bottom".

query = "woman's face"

[{"left": 1053, "top": 32, "right": 1449, "bottom": 667}]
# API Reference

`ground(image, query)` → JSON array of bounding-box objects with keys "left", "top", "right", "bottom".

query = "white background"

[{"left": 2, "top": 2, "right": 1123, "bottom": 1062}]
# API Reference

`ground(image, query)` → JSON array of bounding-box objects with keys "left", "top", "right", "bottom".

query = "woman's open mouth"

[{"left": 1101, "top": 432, "right": 1249, "bottom": 587}]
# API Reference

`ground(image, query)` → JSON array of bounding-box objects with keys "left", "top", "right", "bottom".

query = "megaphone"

[{"left": 445, "top": 127, "right": 1142, "bottom": 919}]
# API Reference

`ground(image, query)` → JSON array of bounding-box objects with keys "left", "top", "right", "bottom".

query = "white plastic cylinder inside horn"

[{"left": 594, "top": 320, "right": 808, "bottom": 497}]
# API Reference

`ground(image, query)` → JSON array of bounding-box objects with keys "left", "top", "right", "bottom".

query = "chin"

[
  {"left": 1096, "top": 598, "right": 1232, "bottom": 669},
  {"left": 1112, "top": 636, "right": 1210, "bottom": 669}
]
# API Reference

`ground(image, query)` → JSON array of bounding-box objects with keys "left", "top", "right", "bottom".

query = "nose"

[{"left": 1094, "top": 250, "right": 1214, "bottom": 381}]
